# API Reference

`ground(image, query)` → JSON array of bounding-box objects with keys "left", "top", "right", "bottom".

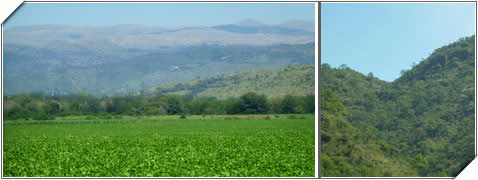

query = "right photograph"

[{"left": 321, "top": 2, "right": 475, "bottom": 177}]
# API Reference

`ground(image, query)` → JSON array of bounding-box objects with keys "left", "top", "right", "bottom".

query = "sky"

[
  {"left": 322, "top": 3, "right": 476, "bottom": 82},
  {"left": 4, "top": 3, "right": 315, "bottom": 28}
]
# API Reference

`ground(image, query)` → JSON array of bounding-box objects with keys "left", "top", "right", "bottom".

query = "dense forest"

[{"left": 321, "top": 35, "right": 475, "bottom": 176}]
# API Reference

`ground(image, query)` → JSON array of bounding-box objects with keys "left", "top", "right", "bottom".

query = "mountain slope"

[
  {"left": 146, "top": 64, "right": 315, "bottom": 99},
  {"left": 321, "top": 35, "right": 475, "bottom": 176},
  {"left": 321, "top": 89, "right": 417, "bottom": 177},
  {"left": 4, "top": 43, "right": 314, "bottom": 96}
]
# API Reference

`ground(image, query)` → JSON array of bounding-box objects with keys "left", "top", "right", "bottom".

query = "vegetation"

[
  {"left": 3, "top": 22, "right": 316, "bottom": 177},
  {"left": 3, "top": 115, "right": 315, "bottom": 177},
  {"left": 147, "top": 64, "right": 315, "bottom": 99},
  {"left": 321, "top": 35, "right": 475, "bottom": 176},
  {"left": 3, "top": 91, "right": 314, "bottom": 121},
  {"left": 3, "top": 60, "right": 316, "bottom": 177}
]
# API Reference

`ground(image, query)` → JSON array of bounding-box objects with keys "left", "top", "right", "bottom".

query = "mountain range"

[{"left": 3, "top": 19, "right": 315, "bottom": 96}]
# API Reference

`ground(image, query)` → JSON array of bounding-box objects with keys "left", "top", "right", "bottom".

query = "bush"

[
  {"left": 383, "top": 171, "right": 392, "bottom": 177},
  {"left": 33, "top": 112, "right": 52, "bottom": 120},
  {"left": 180, "top": 115, "right": 187, "bottom": 119}
]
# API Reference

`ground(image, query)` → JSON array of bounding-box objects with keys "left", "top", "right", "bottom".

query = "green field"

[{"left": 3, "top": 115, "right": 315, "bottom": 177}]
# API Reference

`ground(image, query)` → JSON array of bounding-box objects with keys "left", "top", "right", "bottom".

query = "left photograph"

[{"left": 2, "top": 2, "right": 317, "bottom": 177}]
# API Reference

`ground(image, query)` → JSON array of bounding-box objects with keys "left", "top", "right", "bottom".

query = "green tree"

[
  {"left": 238, "top": 92, "right": 269, "bottom": 114},
  {"left": 280, "top": 95, "right": 297, "bottom": 114},
  {"left": 163, "top": 95, "right": 187, "bottom": 115}
]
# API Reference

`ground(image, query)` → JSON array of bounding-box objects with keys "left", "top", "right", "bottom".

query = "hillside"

[
  {"left": 146, "top": 64, "right": 315, "bottom": 99},
  {"left": 4, "top": 43, "right": 314, "bottom": 96},
  {"left": 321, "top": 89, "right": 418, "bottom": 176},
  {"left": 321, "top": 35, "right": 475, "bottom": 176}
]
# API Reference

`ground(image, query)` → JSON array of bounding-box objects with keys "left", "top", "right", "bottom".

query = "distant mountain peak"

[
  {"left": 236, "top": 19, "right": 266, "bottom": 27},
  {"left": 278, "top": 19, "right": 315, "bottom": 32}
]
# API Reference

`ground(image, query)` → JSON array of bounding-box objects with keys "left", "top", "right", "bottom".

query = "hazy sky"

[
  {"left": 4, "top": 3, "right": 315, "bottom": 28},
  {"left": 322, "top": 3, "right": 475, "bottom": 81}
]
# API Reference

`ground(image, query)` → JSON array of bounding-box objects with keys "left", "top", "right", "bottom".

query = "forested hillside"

[
  {"left": 147, "top": 64, "right": 315, "bottom": 99},
  {"left": 321, "top": 35, "right": 475, "bottom": 176}
]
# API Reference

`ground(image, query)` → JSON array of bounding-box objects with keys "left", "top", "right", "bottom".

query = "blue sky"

[
  {"left": 322, "top": 3, "right": 475, "bottom": 81},
  {"left": 4, "top": 3, "right": 315, "bottom": 28}
]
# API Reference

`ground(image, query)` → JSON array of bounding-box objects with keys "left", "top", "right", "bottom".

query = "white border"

[
  {"left": 1, "top": 0, "right": 477, "bottom": 179},
  {"left": 315, "top": 1, "right": 320, "bottom": 178}
]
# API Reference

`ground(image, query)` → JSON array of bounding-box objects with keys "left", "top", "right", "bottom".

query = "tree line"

[{"left": 3, "top": 92, "right": 315, "bottom": 120}]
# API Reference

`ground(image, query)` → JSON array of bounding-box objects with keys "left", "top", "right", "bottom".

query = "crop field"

[{"left": 3, "top": 115, "right": 315, "bottom": 177}]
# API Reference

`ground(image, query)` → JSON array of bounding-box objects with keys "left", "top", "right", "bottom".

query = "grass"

[{"left": 3, "top": 114, "right": 315, "bottom": 177}]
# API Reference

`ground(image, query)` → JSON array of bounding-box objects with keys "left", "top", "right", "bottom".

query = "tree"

[
  {"left": 163, "top": 95, "right": 186, "bottom": 115},
  {"left": 238, "top": 92, "right": 269, "bottom": 114},
  {"left": 339, "top": 64, "right": 349, "bottom": 70},
  {"left": 321, "top": 89, "right": 345, "bottom": 117},
  {"left": 322, "top": 63, "right": 332, "bottom": 70},
  {"left": 142, "top": 99, "right": 167, "bottom": 115},
  {"left": 45, "top": 102, "right": 61, "bottom": 116},
  {"left": 113, "top": 99, "right": 129, "bottom": 114},
  {"left": 303, "top": 94, "right": 316, "bottom": 113},
  {"left": 281, "top": 95, "right": 297, "bottom": 114}
]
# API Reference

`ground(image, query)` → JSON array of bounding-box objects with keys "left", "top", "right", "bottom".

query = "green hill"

[
  {"left": 146, "top": 64, "right": 315, "bottom": 99},
  {"left": 321, "top": 89, "right": 418, "bottom": 177},
  {"left": 321, "top": 35, "right": 475, "bottom": 176}
]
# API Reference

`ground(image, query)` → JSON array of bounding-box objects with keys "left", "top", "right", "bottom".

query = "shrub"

[{"left": 33, "top": 112, "right": 50, "bottom": 120}]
